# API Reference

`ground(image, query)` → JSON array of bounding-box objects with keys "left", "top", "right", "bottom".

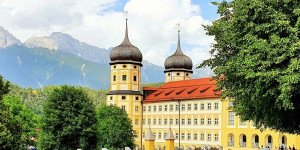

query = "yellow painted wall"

[{"left": 165, "top": 71, "right": 192, "bottom": 82}]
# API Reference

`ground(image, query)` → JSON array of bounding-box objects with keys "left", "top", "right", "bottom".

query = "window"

[
  {"left": 143, "top": 132, "right": 145, "bottom": 138},
  {"left": 143, "top": 119, "right": 145, "bottom": 125},
  {"left": 229, "top": 101, "right": 233, "bottom": 107},
  {"left": 215, "top": 134, "right": 219, "bottom": 141},
  {"left": 215, "top": 118, "right": 219, "bottom": 125},
  {"left": 229, "top": 111, "right": 235, "bottom": 125},
  {"left": 159, "top": 119, "right": 162, "bottom": 125},
  {"left": 135, "top": 106, "right": 139, "bottom": 112},
  {"left": 201, "top": 104, "right": 204, "bottom": 110},
  {"left": 207, "top": 134, "right": 211, "bottom": 141},
  {"left": 113, "top": 65, "right": 116, "bottom": 68},
  {"left": 113, "top": 75, "right": 116, "bottom": 81},
  {"left": 194, "top": 104, "right": 198, "bottom": 110},
  {"left": 159, "top": 133, "right": 162, "bottom": 139},
  {"left": 133, "top": 76, "right": 137, "bottom": 81},
  {"left": 148, "top": 119, "right": 151, "bottom": 125},
  {"left": 215, "top": 103, "right": 219, "bottom": 109},
  {"left": 135, "top": 119, "right": 138, "bottom": 125},
  {"left": 194, "top": 134, "right": 198, "bottom": 140},
  {"left": 123, "top": 65, "right": 127, "bottom": 68},
  {"left": 176, "top": 133, "right": 179, "bottom": 139},
  {"left": 153, "top": 133, "right": 156, "bottom": 138},
  {"left": 148, "top": 106, "right": 151, "bottom": 112},
  {"left": 159, "top": 106, "right": 162, "bottom": 111},
  {"left": 201, "top": 118, "right": 204, "bottom": 125},
  {"left": 164, "top": 133, "right": 167, "bottom": 139},
  {"left": 110, "top": 96, "right": 113, "bottom": 100},
  {"left": 188, "top": 119, "right": 191, "bottom": 125},
  {"left": 170, "top": 119, "right": 173, "bottom": 125},
  {"left": 182, "top": 119, "right": 185, "bottom": 125},
  {"left": 135, "top": 97, "right": 139, "bottom": 100},
  {"left": 181, "top": 133, "right": 185, "bottom": 140},
  {"left": 176, "top": 105, "right": 179, "bottom": 111},
  {"left": 164, "top": 119, "right": 167, "bottom": 125},
  {"left": 122, "top": 106, "right": 125, "bottom": 111},
  {"left": 168, "top": 73, "right": 171, "bottom": 76},
  {"left": 153, "top": 119, "right": 156, "bottom": 125},
  {"left": 176, "top": 119, "right": 179, "bottom": 125},
  {"left": 181, "top": 104, "right": 185, "bottom": 111},
  {"left": 186, "top": 73, "right": 189, "bottom": 76},
  {"left": 122, "top": 75, "right": 127, "bottom": 81},
  {"left": 201, "top": 134, "right": 204, "bottom": 141},
  {"left": 170, "top": 105, "right": 173, "bottom": 111},
  {"left": 143, "top": 106, "right": 146, "bottom": 112},
  {"left": 177, "top": 73, "right": 180, "bottom": 76},
  {"left": 134, "top": 65, "right": 137, "bottom": 69},
  {"left": 194, "top": 119, "right": 198, "bottom": 125},
  {"left": 208, "top": 118, "right": 211, "bottom": 125},
  {"left": 164, "top": 105, "right": 168, "bottom": 111},
  {"left": 188, "top": 104, "right": 191, "bottom": 110},
  {"left": 122, "top": 96, "right": 126, "bottom": 100},
  {"left": 208, "top": 103, "right": 211, "bottom": 110},
  {"left": 187, "top": 134, "right": 191, "bottom": 140}
]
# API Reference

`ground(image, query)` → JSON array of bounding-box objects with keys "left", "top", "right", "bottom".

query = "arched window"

[
  {"left": 268, "top": 136, "right": 272, "bottom": 143},
  {"left": 255, "top": 135, "right": 259, "bottom": 143},
  {"left": 243, "top": 135, "right": 247, "bottom": 142},
  {"left": 282, "top": 136, "right": 285, "bottom": 144}
]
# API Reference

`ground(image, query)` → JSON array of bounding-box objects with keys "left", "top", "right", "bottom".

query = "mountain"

[
  {"left": 0, "top": 26, "right": 22, "bottom": 48},
  {"left": 25, "top": 32, "right": 110, "bottom": 64},
  {"left": 0, "top": 45, "right": 110, "bottom": 89},
  {"left": 0, "top": 27, "right": 213, "bottom": 89}
]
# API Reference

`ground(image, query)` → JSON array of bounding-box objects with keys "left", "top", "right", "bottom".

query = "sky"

[{"left": 0, "top": 0, "right": 222, "bottom": 67}]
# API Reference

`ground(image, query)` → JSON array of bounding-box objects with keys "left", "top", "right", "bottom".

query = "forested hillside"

[{"left": 7, "top": 82, "right": 164, "bottom": 115}]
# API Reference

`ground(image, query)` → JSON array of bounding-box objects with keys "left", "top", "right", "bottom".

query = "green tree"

[
  {"left": 0, "top": 75, "right": 9, "bottom": 100},
  {"left": 199, "top": 0, "right": 300, "bottom": 133},
  {"left": 96, "top": 105, "right": 135, "bottom": 149},
  {"left": 1, "top": 95, "right": 39, "bottom": 150},
  {"left": 40, "top": 85, "right": 98, "bottom": 150}
]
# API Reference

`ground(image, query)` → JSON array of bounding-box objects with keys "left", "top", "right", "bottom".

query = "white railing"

[
  {"left": 252, "top": 143, "right": 259, "bottom": 148},
  {"left": 240, "top": 142, "right": 246, "bottom": 147}
]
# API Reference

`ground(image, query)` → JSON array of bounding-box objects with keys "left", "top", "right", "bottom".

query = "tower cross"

[
  {"left": 124, "top": 10, "right": 128, "bottom": 20},
  {"left": 176, "top": 23, "right": 181, "bottom": 32}
]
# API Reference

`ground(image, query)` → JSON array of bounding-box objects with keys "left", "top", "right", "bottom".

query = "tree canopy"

[
  {"left": 40, "top": 85, "right": 98, "bottom": 150},
  {"left": 199, "top": 0, "right": 300, "bottom": 134},
  {"left": 97, "top": 105, "right": 135, "bottom": 149}
]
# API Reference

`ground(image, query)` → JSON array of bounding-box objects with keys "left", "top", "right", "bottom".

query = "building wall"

[
  {"left": 140, "top": 99, "right": 222, "bottom": 148},
  {"left": 221, "top": 99, "right": 299, "bottom": 150},
  {"left": 165, "top": 71, "right": 192, "bottom": 83}
]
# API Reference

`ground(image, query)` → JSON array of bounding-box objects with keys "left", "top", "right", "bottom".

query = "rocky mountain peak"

[{"left": 0, "top": 26, "right": 22, "bottom": 48}]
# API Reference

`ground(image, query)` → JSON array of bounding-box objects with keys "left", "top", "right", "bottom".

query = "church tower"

[
  {"left": 106, "top": 16, "right": 143, "bottom": 123},
  {"left": 164, "top": 29, "right": 193, "bottom": 82}
]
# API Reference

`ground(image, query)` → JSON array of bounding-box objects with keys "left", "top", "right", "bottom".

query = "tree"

[
  {"left": 199, "top": 0, "right": 300, "bottom": 133},
  {"left": 40, "top": 85, "right": 98, "bottom": 150},
  {"left": 0, "top": 75, "right": 9, "bottom": 100},
  {"left": 96, "top": 105, "right": 135, "bottom": 149},
  {"left": 0, "top": 95, "right": 39, "bottom": 150}
]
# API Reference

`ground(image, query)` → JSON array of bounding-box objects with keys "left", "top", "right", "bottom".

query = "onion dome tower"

[
  {"left": 106, "top": 15, "right": 143, "bottom": 125},
  {"left": 164, "top": 29, "right": 193, "bottom": 82}
]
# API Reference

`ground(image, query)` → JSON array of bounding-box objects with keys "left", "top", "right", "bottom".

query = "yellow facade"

[
  {"left": 165, "top": 71, "right": 192, "bottom": 82},
  {"left": 106, "top": 60, "right": 299, "bottom": 150}
]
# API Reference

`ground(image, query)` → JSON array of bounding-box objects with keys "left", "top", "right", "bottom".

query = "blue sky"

[{"left": 0, "top": 0, "right": 223, "bottom": 66}]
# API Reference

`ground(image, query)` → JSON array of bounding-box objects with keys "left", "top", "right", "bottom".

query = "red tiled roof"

[
  {"left": 143, "top": 87, "right": 159, "bottom": 91},
  {"left": 143, "top": 77, "right": 221, "bottom": 102}
]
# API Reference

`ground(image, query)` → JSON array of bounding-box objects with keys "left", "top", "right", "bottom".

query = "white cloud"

[{"left": 0, "top": 0, "right": 214, "bottom": 67}]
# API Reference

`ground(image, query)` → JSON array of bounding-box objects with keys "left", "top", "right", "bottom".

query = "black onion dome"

[
  {"left": 110, "top": 19, "right": 143, "bottom": 65},
  {"left": 164, "top": 31, "right": 193, "bottom": 73}
]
